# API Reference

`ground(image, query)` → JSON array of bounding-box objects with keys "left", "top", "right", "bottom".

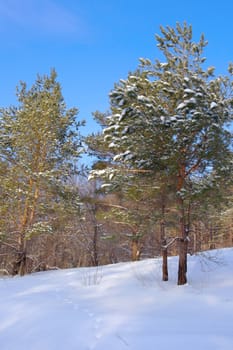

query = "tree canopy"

[
  {"left": 89, "top": 22, "right": 233, "bottom": 284},
  {"left": 0, "top": 69, "right": 84, "bottom": 275}
]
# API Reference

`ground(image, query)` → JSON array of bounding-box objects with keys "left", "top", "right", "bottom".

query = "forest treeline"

[{"left": 0, "top": 23, "right": 233, "bottom": 284}]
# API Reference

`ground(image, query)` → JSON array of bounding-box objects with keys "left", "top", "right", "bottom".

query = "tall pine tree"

[
  {"left": 89, "top": 23, "right": 233, "bottom": 285},
  {"left": 0, "top": 69, "right": 84, "bottom": 275}
]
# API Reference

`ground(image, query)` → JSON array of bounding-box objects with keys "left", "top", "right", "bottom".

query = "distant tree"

[
  {"left": 89, "top": 23, "right": 233, "bottom": 285},
  {"left": 0, "top": 69, "right": 84, "bottom": 275}
]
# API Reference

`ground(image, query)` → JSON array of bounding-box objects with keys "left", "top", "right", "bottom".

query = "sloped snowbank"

[{"left": 0, "top": 248, "right": 233, "bottom": 350}]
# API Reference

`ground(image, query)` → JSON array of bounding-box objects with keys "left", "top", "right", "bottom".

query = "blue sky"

[{"left": 0, "top": 0, "right": 233, "bottom": 136}]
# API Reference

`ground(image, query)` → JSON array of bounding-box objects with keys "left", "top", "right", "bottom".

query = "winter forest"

[{"left": 1, "top": 23, "right": 233, "bottom": 285}]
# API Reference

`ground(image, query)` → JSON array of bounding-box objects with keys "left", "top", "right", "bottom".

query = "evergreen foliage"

[
  {"left": 0, "top": 69, "right": 84, "bottom": 275},
  {"left": 89, "top": 23, "right": 233, "bottom": 284},
  {"left": 0, "top": 24, "right": 232, "bottom": 278}
]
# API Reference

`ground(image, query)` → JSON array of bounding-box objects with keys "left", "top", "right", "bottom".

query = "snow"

[
  {"left": 113, "top": 150, "right": 132, "bottom": 162},
  {"left": 108, "top": 142, "right": 116, "bottom": 148},
  {"left": 137, "top": 95, "right": 151, "bottom": 103},
  {"left": 0, "top": 248, "right": 233, "bottom": 350},
  {"left": 210, "top": 101, "right": 218, "bottom": 109},
  {"left": 100, "top": 183, "right": 111, "bottom": 189},
  {"left": 160, "top": 63, "right": 169, "bottom": 68},
  {"left": 177, "top": 102, "right": 186, "bottom": 110},
  {"left": 184, "top": 88, "right": 195, "bottom": 94},
  {"left": 176, "top": 97, "right": 197, "bottom": 110}
]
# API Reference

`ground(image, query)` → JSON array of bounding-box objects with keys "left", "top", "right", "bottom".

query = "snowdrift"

[{"left": 0, "top": 248, "right": 233, "bottom": 350}]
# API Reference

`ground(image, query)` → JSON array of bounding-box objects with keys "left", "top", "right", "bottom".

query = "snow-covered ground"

[{"left": 0, "top": 248, "right": 233, "bottom": 350}]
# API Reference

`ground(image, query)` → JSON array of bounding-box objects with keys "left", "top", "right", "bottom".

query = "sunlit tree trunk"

[{"left": 131, "top": 237, "right": 141, "bottom": 261}]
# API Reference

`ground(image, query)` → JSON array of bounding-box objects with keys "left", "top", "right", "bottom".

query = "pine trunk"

[
  {"left": 13, "top": 240, "right": 27, "bottom": 276},
  {"left": 92, "top": 224, "right": 99, "bottom": 266},
  {"left": 18, "top": 250, "right": 27, "bottom": 276},
  {"left": 177, "top": 209, "right": 188, "bottom": 285},
  {"left": 177, "top": 239, "right": 188, "bottom": 285},
  {"left": 131, "top": 240, "right": 140, "bottom": 261},
  {"left": 177, "top": 165, "right": 188, "bottom": 285},
  {"left": 14, "top": 179, "right": 38, "bottom": 276},
  {"left": 160, "top": 203, "right": 168, "bottom": 281},
  {"left": 162, "top": 248, "right": 168, "bottom": 281}
]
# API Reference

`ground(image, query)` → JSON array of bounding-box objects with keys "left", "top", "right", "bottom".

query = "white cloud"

[{"left": 0, "top": 0, "right": 87, "bottom": 37}]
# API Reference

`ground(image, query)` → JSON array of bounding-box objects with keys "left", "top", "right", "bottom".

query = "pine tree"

[
  {"left": 0, "top": 69, "right": 84, "bottom": 275},
  {"left": 89, "top": 23, "right": 233, "bottom": 285}
]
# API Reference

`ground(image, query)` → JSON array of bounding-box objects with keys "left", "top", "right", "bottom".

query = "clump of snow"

[
  {"left": 108, "top": 142, "right": 116, "bottom": 148},
  {"left": 210, "top": 101, "right": 218, "bottom": 109},
  {"left": 184, "top": 88, "right": 195, "bottom": 94},
  {"left": 0, "top": 248, "right": 233, "bottom": 350},
  {"left": 177, "top": 102, "right": 186, "bottom": 110}
]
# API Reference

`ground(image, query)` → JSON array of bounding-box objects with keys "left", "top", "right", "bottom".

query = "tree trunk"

[
  {"left": 14, "top": 178, "right": 40, "bottom": 276},
  {"left": 13, "top": 239, "right": 27, "bottom": 276},
  {"left": 160, "top": 203, "right": 168, "bottom": 281},
  {"left": 162, "top": 247, "right": 168, "bottom": 281},
  {"left": 177, "top": 238, "right": 188, "bottom": 285},
  {"left": 92, "top": 224, "right": 99, "bottom": 266},
  {"left": 131, "top": 239, "right": 140, "bottom": 261},
  {"left": 177, "top": 209, "right": 188, "bottom": 285},
  {"left": 18, "top": 250, "right": 27, "bottom": 276},
  {"left": 177, "top": 164, "right": 189, "bottom": 285}
]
